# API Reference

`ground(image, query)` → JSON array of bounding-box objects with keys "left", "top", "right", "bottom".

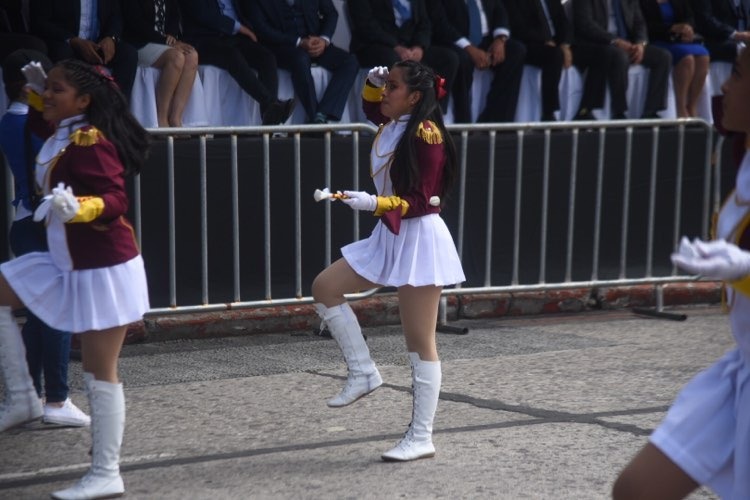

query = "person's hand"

[
  {"left": 408, "top": 46, "right": 424, "bottom": 61},
  {"left": 465, "top": 45, "right": 490, "bottom": 69},
  {"left": 734, "top": 31, "right": 750, "bottom": 42},
  {"left": 173, "top": 41, "right": 195, "bottom": 55},
  {"left": 394, "top": 45, "right": 410, "bottom": 61},
  {"left": 70, "top": 37, "right": 103, "bottom": 64},
  {"left": 238, "top": 25, "right": 258, "bottom": 42},
  {"left": 306, "top": 36, "right": 326, "bottom": 58},
  {"left": 21, "top": 61, "right": 48, "bottom": 94},
  {"left": 561, "top": 44, "right": 573, "bottom": 68},
  {"left": 367, "top": 66, "right": 389, "bottom": 87},
  {"left": 671, "top": 237, "right": 750, "bottom": 280},
  {"left": 98, "top": 36, "right": 116, "bottom": 64},
  {"left": 341, "top": 190, "right": 377, "bottom": 211},
  {"left": 50, "top": 182, "right": 80, "bottom": 222},
  {"left": 630, "top": 43, "right": 645, "bottom": 64},
  {"left": 488, "top": 37, "right": 506, "bottom": 66}
]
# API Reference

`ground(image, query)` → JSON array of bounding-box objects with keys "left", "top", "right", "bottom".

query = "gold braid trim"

[
  {"left": 417, "top": 121, "right": 442, "bottom": 144},
  {"left": 374, "top": 195, "right": 409, "bottom": 216},
  {"left": 27, "top": 91, "right": 44, "bottom": 111},
  {"left": 70, "top": 127, "right": 101, "bottom": 147},
  {"left": 69, "top": 196, "right": 104, "bottom": 223},
  {"left": 362, "top": 83, "right": 384, "bottom": 102}
]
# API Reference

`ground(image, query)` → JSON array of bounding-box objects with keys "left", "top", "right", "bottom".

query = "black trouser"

[
  {"left": 194, "top": 35, "right": 278, "bottom": 111},
  {"left": 353, "top": 44, "right": 459, "bottom": 115},
  {"left": 0, "top": 33, "right": 47, "bottom": 62},
  {"left": 47, "top": 39, "right": 138, "bottom": 102},
  {"left": 467, "top": 38, "right": 526, "bottom": 123},
  {"left": 523, "top": 42, "right": 564, "bottom": 117},
  {"left": 573, "top": 42, "right": 672, "bottom": 117},
  {"left": 705, "top": 40, "right": 740, "bottom": 63},
  {"left": 271, "top": 44, "right": 359, "bottom": 122}
]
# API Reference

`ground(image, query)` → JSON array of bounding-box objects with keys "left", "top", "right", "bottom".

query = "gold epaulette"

[
  {"left": 70, "top": 127, "right": 102, "bottom": 147},
  {"left": 417, "top": 120, "right": 442, "bottom": 145}
]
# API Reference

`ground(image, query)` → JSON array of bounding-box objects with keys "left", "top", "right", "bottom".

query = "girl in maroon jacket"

[
  {"left": 0, "top": 58, "right": 150, "bottom": 500},
  {"left": 312, "top": 60, "right": 465, "bottom": 462}
]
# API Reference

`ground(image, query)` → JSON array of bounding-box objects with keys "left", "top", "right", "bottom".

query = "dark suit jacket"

[
  {"left": 245, "top": 0, "right": 338, "bottom": 47},
  {"left": 347, "top": 0, "right": 432, "bottom": 53},
  {"left": 30, "top": 0, "right": 123, "bottom": 43},
  {"left": 122, "top": 0, "right": 181, "bottom": 47},
  {"left": 179, "top": 0, "right": 251, "bottom": 42},
  {"left": 505, "top": 0, "right": 571, "bottom": 45},
  {"left": 0, "top": 0, "right": 27, "bottom": 33},
  {"left": 691, "top": 0, "right": 750, "bottom": 41},
  {"left": 429, "top": 0, "right": 510, "bottom": 47},
  {"left": 573, "top": 0, "right": 649, "bottom": 44},
  {"left": 640, "top": 0, "right": 696, "bottom": 42}
]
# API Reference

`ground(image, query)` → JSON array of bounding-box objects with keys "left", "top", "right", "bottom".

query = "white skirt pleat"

[
  {"left": 649, "top": 348, "right": 750, "bottom": 498},
  {"left": 1, "top": 252, "right": 150, "bottom": 333},
  {"left": 342, "top": 214, "right": 465, "bottom": 287}
]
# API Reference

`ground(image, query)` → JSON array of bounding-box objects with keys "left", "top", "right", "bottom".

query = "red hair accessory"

[
  {"left": 93, "top": 65, "right": 119, "bottom": 88},
  {"left": 434, "top": 74, "right": 447, "bottom": 100}
]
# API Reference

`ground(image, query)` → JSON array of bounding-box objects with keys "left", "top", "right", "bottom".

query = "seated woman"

[
  {"left": 640, "top": 0, "right": 710, "bottom": 118},
  {"left": 122, "top": 0, "right": 198, "bottom": 127}
]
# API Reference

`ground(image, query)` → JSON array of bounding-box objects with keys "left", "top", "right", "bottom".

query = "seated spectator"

[
  {"left": 430, "top": 0, "right": 524, "bottom": 123},
  {"left": 641, "top": 0, "right": 710, "bottom": 117},
  {"left": 571, "top": 0, "right": 672, "bottom": 120},
  {"left": 245, "top": 0, "right": 358, "bottom": 124},
  {"left": 691, "top": 0, "right": 750, "bottom": 63},
  {"left": 0, "top": 0, "right": 47, "bottom": 62},
  {"left": 30, "top": 0, "right": 138, "bottom": 101},
  {"left": 179, "top": 0, "right": 294, "bottom": 125},
  {"left": 347, "top": 0, "right": 458, "bottom": 116},
  {"left": 506, "top": 0, "right": 573, "bottom": 122},
  {"left": 122, "top": 0, "right": 199, "bottom": 127}
]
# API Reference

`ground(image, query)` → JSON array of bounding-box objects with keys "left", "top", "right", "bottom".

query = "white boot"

[
  {"left": 51, "top": 373, "right": 125, "bottom": 500},
  {"left": 381, "top": 352, "right": 441, "bottom": 462},
  {"left": 316, "top": 303, "right": 382, "bottom": 407},
  {"left": 0, "top": 306, "right": 43, "bottom": 431}
]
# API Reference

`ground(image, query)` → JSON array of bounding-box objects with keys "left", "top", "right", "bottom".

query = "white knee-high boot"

[
  {"left": 382, "top": 352, "right": 441, "bottom": 462},
  {"left": 0, "top": 306, "right": 43, "bottom": 431},
  {"left": 316, "top": 303, "right": 382, "bottom": 407},
  {"left": 51, "top": 373, "right": 125, "bottom": 500}
]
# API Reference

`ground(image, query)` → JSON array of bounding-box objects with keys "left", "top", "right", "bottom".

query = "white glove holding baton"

[
  {"left": 21, "top": 61, "right": 47, "bottom": 94},
  {"left": 33, "top": 182, "right": 80, "bottom": 223},
  {"left": 367, "top": 66, "right": 389, "bottom": 87},
  {"left": 671, "top": 236, "right": 750, "bottom": 281},
  {"left": 341, "top": 190, "right": 377, "bottom": 211}
]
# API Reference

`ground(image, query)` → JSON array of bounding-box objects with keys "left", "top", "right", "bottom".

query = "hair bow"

[
  {"left": 434, "top": 75, "right": 447, "bottom": 101},
  {"left": 93, "top": 65, "right": 120, "bottom": 89}
]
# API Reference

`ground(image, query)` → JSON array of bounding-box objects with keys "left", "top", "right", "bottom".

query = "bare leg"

[
  {"left": 311, "top": 258, "right": 378, "bottom": 307},
  {"left": 672, "top": 56, "right": 694, "bottom": 118},
  {"left": 397, "top": 285, "right": 442, "bottom": 361},
  {"left": 79, "top": 326, "right": 127, "bottom": 383},
  {"left": 687, "top": 55, "right": 709, "bottom": 117},
  {"left": 612, "top": 443, "right": 699, "bottom": 500},
  {"left": 168, "top": 48, "right": 199, "bottom": 127},
  {"left": 152, "top": 49, "right": 185, "bottom": 127}
]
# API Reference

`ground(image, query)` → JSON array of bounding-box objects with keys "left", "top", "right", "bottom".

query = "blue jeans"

[{"left": 10, "top": 216, "right": 71, "bottom": 403}]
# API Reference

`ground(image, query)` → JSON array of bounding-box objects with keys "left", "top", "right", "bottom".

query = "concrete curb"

[{"left": 123, "top": 282, "right": 722, "bottom": 344}]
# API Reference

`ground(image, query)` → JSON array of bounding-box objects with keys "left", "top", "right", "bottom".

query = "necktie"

[
  {"left": 467, "top": 0, "right": 482, "bottom": 46},
  {"left": 392, "top": 0, "right": 412, "bottom": 25},
  {"left": 612, "top": 0, "right": 628, "bottom": 38}
]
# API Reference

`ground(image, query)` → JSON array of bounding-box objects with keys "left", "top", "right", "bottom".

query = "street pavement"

[{"left": 0, "top": 306, "right": 730, "bottom": 499}]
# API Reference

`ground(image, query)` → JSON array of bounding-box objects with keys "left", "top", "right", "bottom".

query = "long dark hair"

[
  {"left": 390, "top": 60, "right": 457, "bottom": 200},
  {"left": 56, "top": 59, "right": 150, "bottom": 176}
]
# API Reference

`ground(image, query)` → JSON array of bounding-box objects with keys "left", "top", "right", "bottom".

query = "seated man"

[
  {"left": 691, "top": 0, "right": 750, "bottom": 63},
  {"left": 0, "top": 0, "right": 47, "bottom": 62},
  {"left": 506, "top": 0, "right": 573, "bottom": 122},
  {"left": 430, "top": 0, "right": 525, "bottom": 123},
  {"left": 179, "top": 0, "right": 294, "bottom": 125},
  {"left": 347, "top": 0, "right": 458, "bottom": 115},
  {"left": 30, "top": 0, "right": 137, "bottom": 101},
  {"left": 245, "top": 0, "right": 358, "bottom": 124},
  {"left": 571, "top": 0, "right": 672, "bottom": 119}
]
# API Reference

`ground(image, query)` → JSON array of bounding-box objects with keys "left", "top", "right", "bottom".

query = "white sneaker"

[{"left": 44, "top": 398, "right": 91, "bottom": 427}]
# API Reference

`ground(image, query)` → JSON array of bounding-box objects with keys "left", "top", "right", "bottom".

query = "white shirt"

[
  {"left": 78, "top": 0, "right": 99, "bottom": 40},
  {"left": 455, "top": 0, "right": 510, "bottom": 49}
]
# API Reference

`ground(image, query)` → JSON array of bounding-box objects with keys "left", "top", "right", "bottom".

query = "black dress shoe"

[
  {"left": 612, "top": 112, "right": 627, "bottom": 120},
  {"left": 262, "top": 98, "right": 295, "bottom": 125},
  {"left": 541, "top": 112, "right": 557, "bottom": 122},
  {"left": 574, "top": 109, "right": 595, "bottom": 121},
  {"left": 641, "top": 111, "right": 660, "bottom": 119}
]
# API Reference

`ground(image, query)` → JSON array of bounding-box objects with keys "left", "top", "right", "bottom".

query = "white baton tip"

[
  {"left": 314, "top": 188, "right": 331, "bottom": 202},
  {"left": 429, "top": 196, "right": 440, "bottom": 206}
]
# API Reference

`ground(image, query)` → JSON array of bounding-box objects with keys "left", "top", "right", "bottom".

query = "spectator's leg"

[
  {"left": 151, "top": 48, "right": 186, "bottom": 127},
  {"left": 524, "top": 42, "right": 563, "bottom": 120},
  {"left": 274, "top": 46, "right": 316, "bottom": 122},
  {"left": 236, "top": 36, "right": 280, "bottom": 100},
  {"left": 38, "top": 319, "right": 71, "bottom": 405},
  {"left": 640, "top": 45, "right": 672, "bottom": 118},
  {"left": 478, "top": 38, "right": 526, "bottom": 123},
  {"left": 443, "top": 45, "right": 473, "bottom": 124},
  {"left": 705, "top": 41, "right": 739, "bottom": 64},
  {"left": 110, "top": 41, "right": 138, "bottom": 103},
  {"left": 0, "top": 34, "right": 47, "bottom": 62},
  {"left": 606, "top": 45, "right": 630, "bottom": 118},
  {"left": 20, "top": 315, "right": 43, "bottom": 399},
  {"left": 687, "top": 55, "right": 709, "bottom": 118},
  {"left": 572, "top": 44, "right": 609, "bottom": 117},
  {"left": 672, "top": 54, "right": 694, "bottom": 118},
  {"left": 46, "top": 40, "right": 75, "bottom": 63},
  {"left": 315, "top": 46, "right": 359, "bottom": 121},
  {"left": 423, "top": 46, "right": 459, "bottom": 116}
]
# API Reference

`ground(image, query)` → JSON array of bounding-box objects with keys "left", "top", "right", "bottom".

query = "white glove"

[
  {"left": 33, "top": 195, "right": 53, "bottom": 222},
  {"left": 341, "top": 190, "right": 377, "bottom": 211},
  {"left": 367, "top": 66, "right": 389, "bottom": 88},
  {"left": 49, "top": 182, "right": 80, "bottom": 222},
  {"left": 21, "top": 61, "right": 47, "bottom": 94},
  {"left": 671, "top": 237, "right": 750, "bottom": 280}
]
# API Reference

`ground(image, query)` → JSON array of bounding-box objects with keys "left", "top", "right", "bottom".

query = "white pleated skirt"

[
  {"left": 342, "top": 214, "right": 465, "bottom": 287},
  {"left": 1, "top": 252, "right": 150, "bottom": 333},
  {"left": 649, "top": 348, "right": 750, "bottom": 498},
  {"left": 138, "top": 43, "right": 171, "bottom": 67}
]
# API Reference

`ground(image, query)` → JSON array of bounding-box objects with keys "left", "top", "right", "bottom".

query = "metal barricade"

[{"left": 3, "top": 119, "right": 718, "bottom": 320}]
